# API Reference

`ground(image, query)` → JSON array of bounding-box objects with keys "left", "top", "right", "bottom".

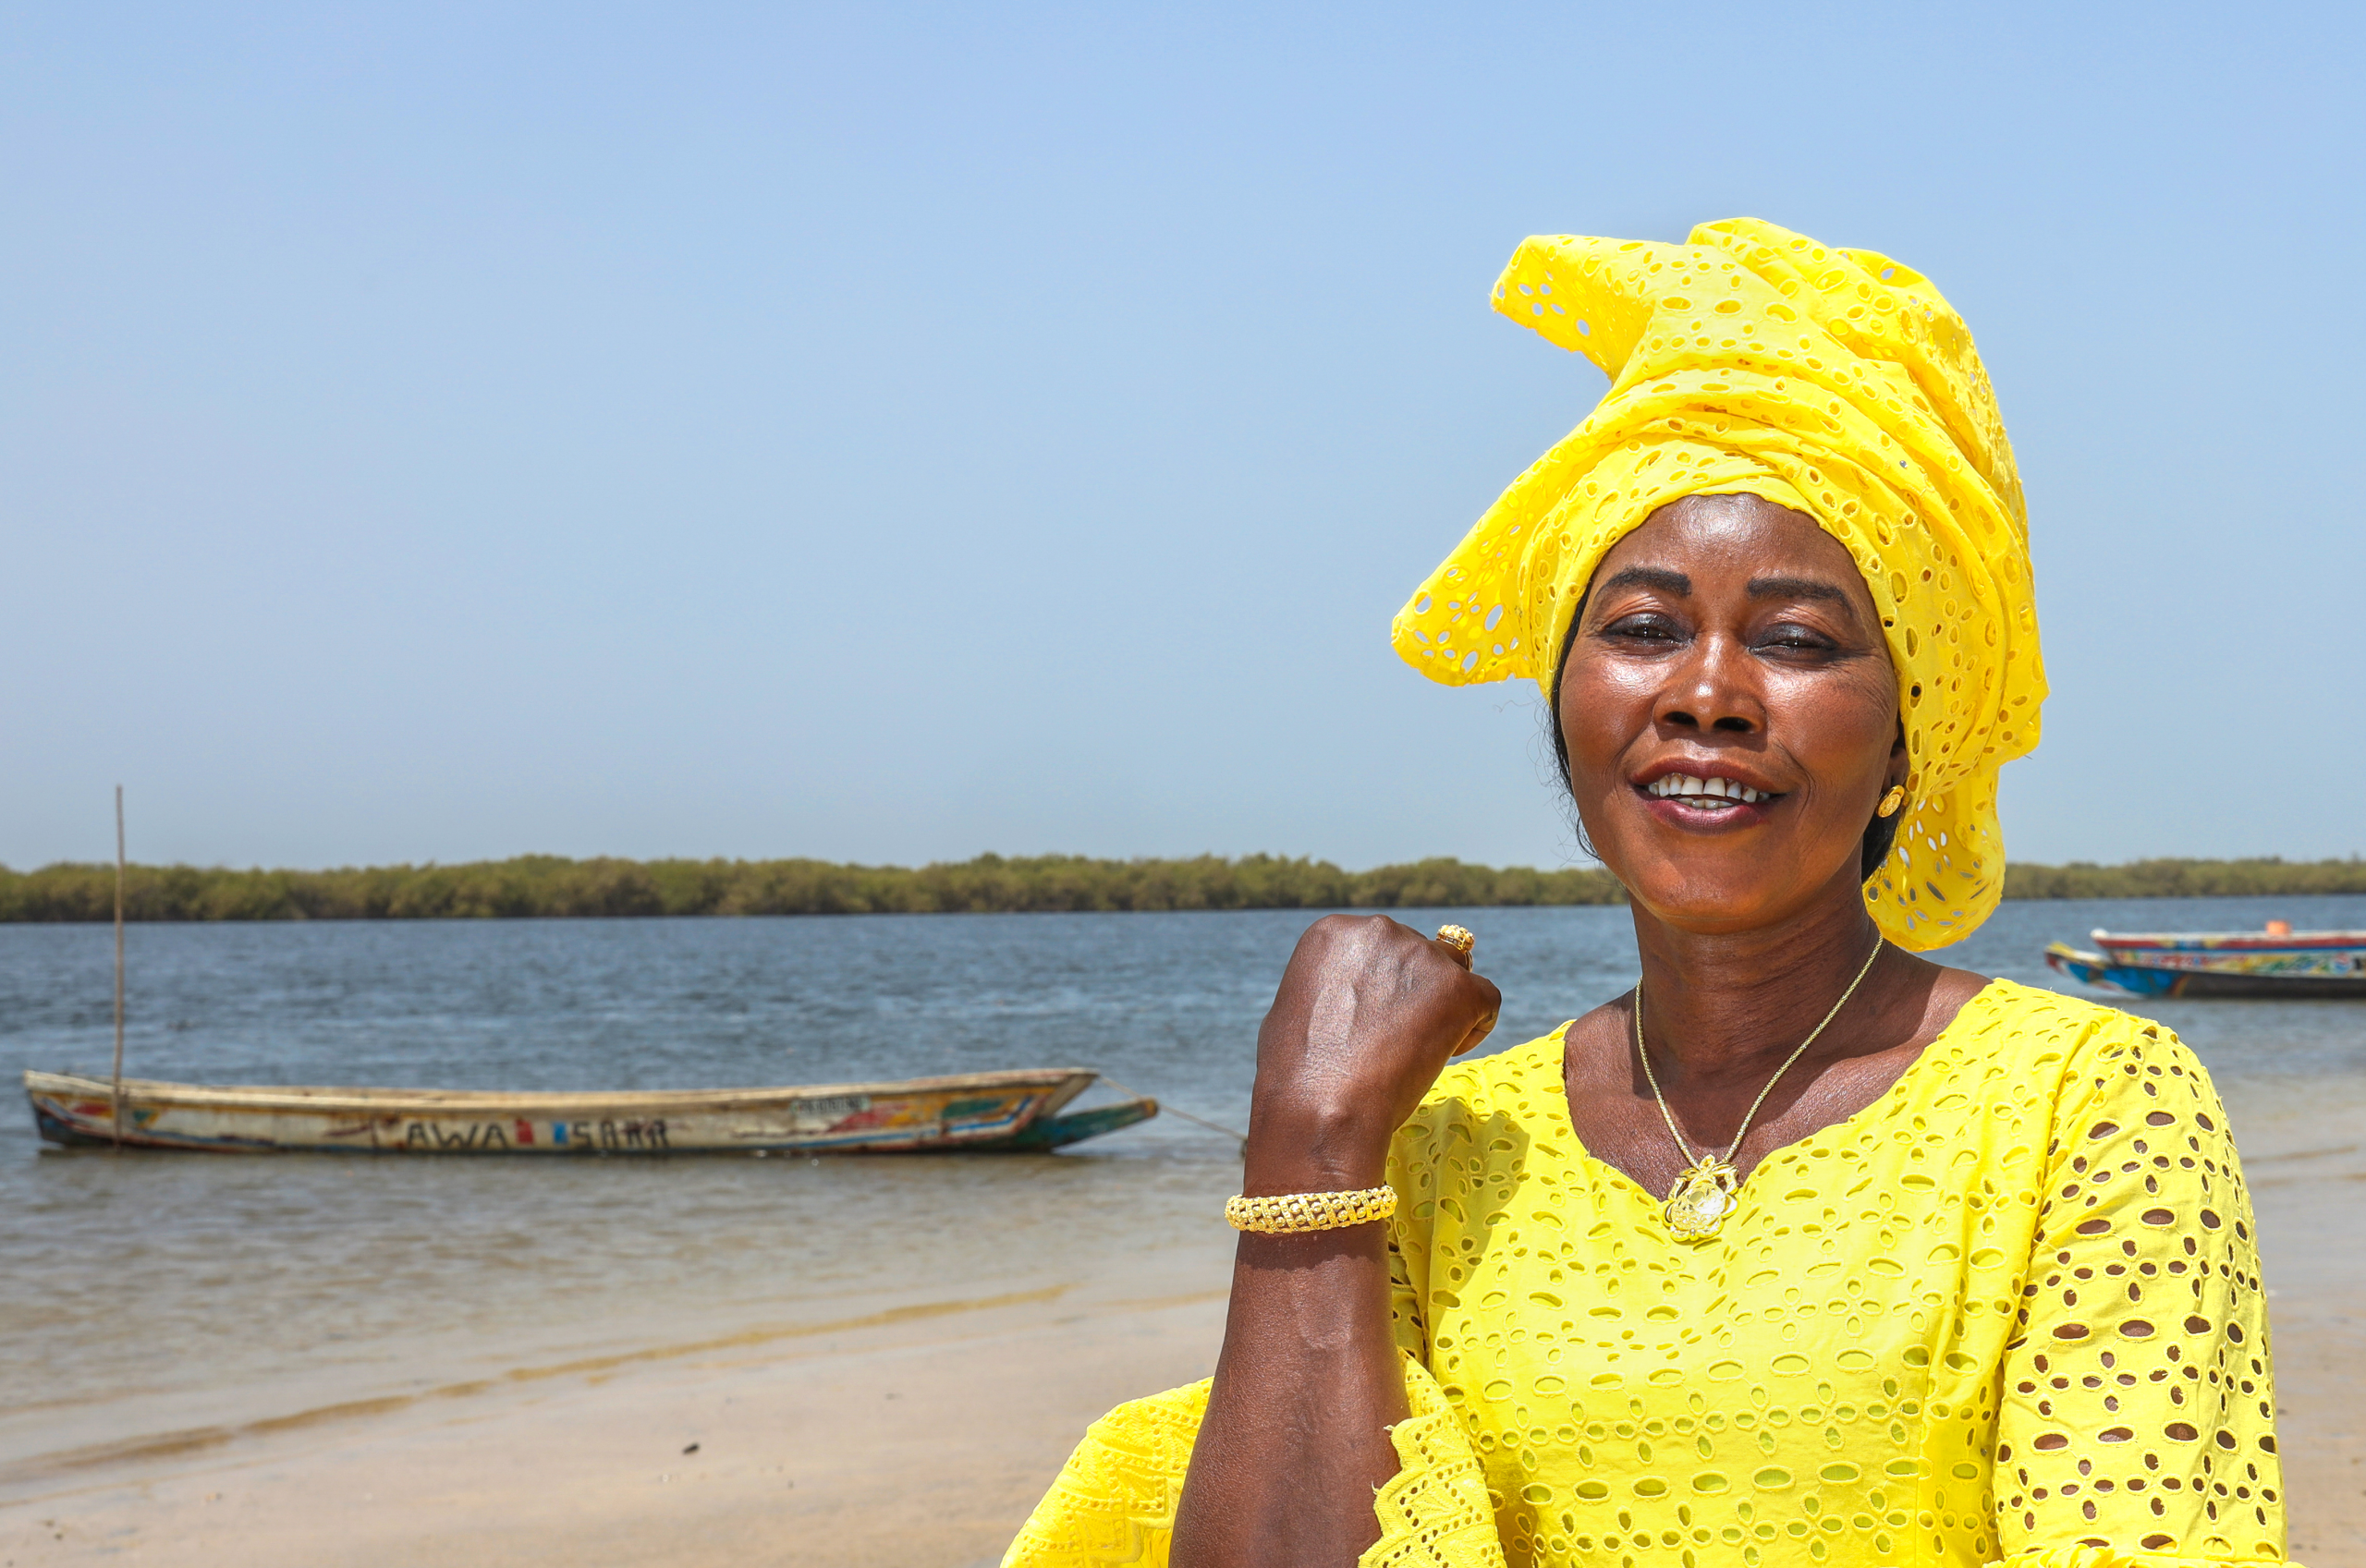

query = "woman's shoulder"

[
  {"left": 1406, "top": 981, "right": 2188, "bottom": 1096},
  {"left": 1949, "top": 975, "right": 2189, "bottom": 1062},
  {"left": 1932, "top": 976, "right": 2225, "bottom": 1124},
  {"left": 1387, "top": 983, "right": 2220, "bottom": 1167}
]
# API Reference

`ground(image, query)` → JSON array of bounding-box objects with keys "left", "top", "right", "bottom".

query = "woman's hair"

[{"left": 1546, "top": 595, "right": 1902, "bottom": 882}]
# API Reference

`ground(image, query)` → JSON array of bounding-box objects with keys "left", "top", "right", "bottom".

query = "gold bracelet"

[{"left": 1225, "top": 1185, "right": 1397, "bottom": 1234}]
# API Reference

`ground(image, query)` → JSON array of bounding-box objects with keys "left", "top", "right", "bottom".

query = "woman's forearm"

[
  {"left": 1168, "top": 1228, "right": 1406, "bottom": 1566},
  {"left": 1169, "top": 1114, "right": 1410, "bottom": 1568}
]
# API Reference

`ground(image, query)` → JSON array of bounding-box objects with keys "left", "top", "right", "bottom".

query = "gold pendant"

[{"left": 1663, "top": 1157, "right": 1738, "bottom": 1240}]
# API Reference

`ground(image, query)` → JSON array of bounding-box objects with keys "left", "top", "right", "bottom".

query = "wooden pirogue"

[
  {"left": 21, "top": 1066, "right": 1157, "bottom": 1154},
  {"left": 2044, "top": 925, "right": 2366, "bottom": 999}
]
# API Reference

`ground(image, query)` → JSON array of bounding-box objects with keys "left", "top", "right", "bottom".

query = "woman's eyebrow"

[
  {"left": 1595, "top": 565, "right": 1692, "bottom": 597},
  {"left": 1746, "top": 575, "right": 1857, "bottom": 610}
]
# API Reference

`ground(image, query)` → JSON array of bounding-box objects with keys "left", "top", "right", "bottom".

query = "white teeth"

[{"left": 1649, "top": 774, "right": 1769, "bottom": 804}]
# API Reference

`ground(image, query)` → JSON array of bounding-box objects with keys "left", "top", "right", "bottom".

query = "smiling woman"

[{"left": 1003, "top": 220, "right": 2290, "bottom": 1568}]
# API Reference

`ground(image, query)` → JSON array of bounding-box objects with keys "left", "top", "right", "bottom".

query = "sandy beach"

[
  {"left": 5, "top": 1131, "right": 2361, "bottom": 1568},
  {"left": 0, "top": 1232, "right": 1238, "bottom": 1568}
]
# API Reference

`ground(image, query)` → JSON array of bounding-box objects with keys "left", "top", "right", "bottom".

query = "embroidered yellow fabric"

[
  {"left": 1002, "top": 982, "right": 2289, "bottom": 1568},
  {"left": 1390, "top": 218, "right": 2047, "bottom": 951},
  {"left": 1003, "top": 1354, "right": 1506, "bottom": 1568}
]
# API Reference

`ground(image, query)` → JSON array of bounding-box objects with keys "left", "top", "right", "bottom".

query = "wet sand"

[
  {"left": 0, "top": 1237, "right": 1238, "bottom": 1567},
  {"left": 2236, "top": 1135, "right": 2366, "bottom": 1567}
]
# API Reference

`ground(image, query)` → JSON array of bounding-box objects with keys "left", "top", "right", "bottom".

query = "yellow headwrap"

[{"left": 1392, "top": 218, "right": 2045, "bottom": 950}]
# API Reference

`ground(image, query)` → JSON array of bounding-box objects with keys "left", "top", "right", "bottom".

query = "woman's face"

[{"left": 1558, "top": 492, "right": 1904, "bottom": 936}]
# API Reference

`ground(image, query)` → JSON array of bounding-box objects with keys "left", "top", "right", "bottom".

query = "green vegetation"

[
  {"left": 0, "top": 853, "right": 1627, "bottom": 921},
  {"left": 1998, "top": 857, "right": 2366, "bottom": 901},
  {"left": 2, "top": 852, "right": 2359, "bottom": 922}
]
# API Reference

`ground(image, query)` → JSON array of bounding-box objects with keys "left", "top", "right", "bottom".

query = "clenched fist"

[{"left": 1242, "top": 915, "right": 1501, "bottom": 1197}]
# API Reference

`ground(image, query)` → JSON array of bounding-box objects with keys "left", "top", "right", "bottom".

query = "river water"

[{"left": 5, "top": 897, "right": 2363, "bottom": 1477}]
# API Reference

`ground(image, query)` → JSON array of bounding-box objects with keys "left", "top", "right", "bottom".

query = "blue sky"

[{"left": 4, "top": 2, "right": 2360, "bottom": 873}]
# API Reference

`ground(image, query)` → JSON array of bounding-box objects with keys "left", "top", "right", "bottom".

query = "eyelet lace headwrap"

[{"left": 1392, "top": 217, "right": 2047, "bottom": 950}]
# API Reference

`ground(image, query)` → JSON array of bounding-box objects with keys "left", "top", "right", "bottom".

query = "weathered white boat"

[{"left": 22, "top": 1067, "right": 1156, "bottom": 1154}]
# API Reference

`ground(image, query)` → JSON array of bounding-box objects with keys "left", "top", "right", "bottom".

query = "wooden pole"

[{"left": 112, "top": 784, "right": 126, "bottom": 1151}]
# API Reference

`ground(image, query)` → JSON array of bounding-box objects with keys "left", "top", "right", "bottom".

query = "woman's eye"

[
  {"left": 1603, "top": 615, "right": 1680, "bottom": 641},
  {"left": 1758, "top": 624, "right": 1837, "bottom": 652}
]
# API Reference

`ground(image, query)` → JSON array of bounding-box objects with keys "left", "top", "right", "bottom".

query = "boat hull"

[
  {"left": 2044, "top": 943, "right": 2366, "bottom": 999},
  {"left": 21, "top": 1067, "right": 1150, "bottom": 1154},
  {"left": 989, "top": 1097, "right": 1159, "bottom": 1151}
]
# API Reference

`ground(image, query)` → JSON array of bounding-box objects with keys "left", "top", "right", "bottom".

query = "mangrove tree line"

[{"left": 3, "top": 853, "right": 2362, "bottom": 921}]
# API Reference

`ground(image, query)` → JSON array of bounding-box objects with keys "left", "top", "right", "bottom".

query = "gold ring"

[{"left": 1435, "top": 924, "right": 1475, "bottom": 958}]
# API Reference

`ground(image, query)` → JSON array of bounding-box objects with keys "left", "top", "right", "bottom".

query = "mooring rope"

[{"left": 1094, "top": 1073, "right": 1246, "bottom": 1153}]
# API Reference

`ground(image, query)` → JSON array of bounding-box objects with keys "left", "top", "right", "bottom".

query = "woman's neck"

[{"left": 1628, "top": 869, "right": 1893, "bottom": 1091}]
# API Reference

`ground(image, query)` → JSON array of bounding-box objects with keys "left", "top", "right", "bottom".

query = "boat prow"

[
  {"left": 24, "top": 1066, "right": 1161, "bottom": 1155},
  {"left": 988, "top": 1096, "right": 1159, "bottom": 1151},
  {"left": 2045, "top": 942, "right": 2175, "bottom": 996}
]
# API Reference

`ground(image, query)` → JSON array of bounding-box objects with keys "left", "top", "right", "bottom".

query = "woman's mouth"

[{"left": 1640, "top": 773, "right": 1779, "bottom": 817}]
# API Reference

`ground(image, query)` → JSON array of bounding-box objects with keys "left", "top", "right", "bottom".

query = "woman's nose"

[{"left": 1655, "top": 636, "right": 1763, "bottom": 734}]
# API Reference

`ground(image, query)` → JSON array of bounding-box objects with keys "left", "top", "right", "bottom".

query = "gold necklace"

[{"left": 1634, "top": 935, "right": 1885, "bottom": 1241}]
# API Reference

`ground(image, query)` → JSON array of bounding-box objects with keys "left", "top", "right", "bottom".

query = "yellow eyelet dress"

[{"left": 1004, "top": 981, "right": 2293, "bottom": 1568}]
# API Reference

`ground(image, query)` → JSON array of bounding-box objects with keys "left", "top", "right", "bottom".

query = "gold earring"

[{"left": 1877, "top": 785, "right": 1907, "bottom": 818}]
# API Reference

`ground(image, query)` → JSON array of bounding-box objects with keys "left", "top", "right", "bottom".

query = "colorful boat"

[
  {"left": 21, "top": 1066, "right": 1157, "bottom": 1154},
  {"left": 2044, "top": 927, "right": 2366, "bottom": 999}
]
